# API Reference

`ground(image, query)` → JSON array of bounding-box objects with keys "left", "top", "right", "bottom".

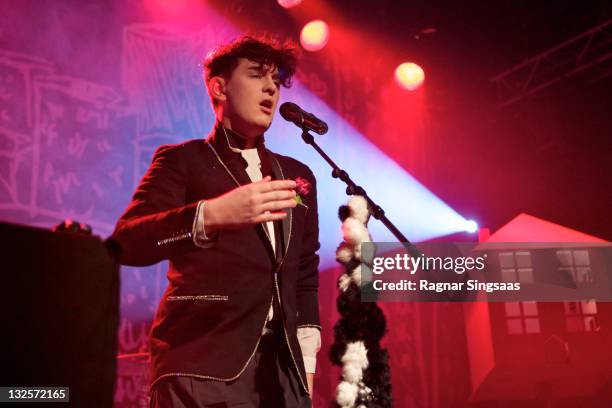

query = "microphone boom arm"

[{"left": 300, "top": 129, "right": 423, "bottom": 258}]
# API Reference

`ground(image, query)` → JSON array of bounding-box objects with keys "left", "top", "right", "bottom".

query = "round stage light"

[
  {"left": 300, "top": 20, "right": 330, "bottom": 52},
  {"left": 464, "top": 220, "right": 478, "bottom": 233},
  {"left": 277, "top": 0, "right": 303, "bottom": 8},
  {"left": 395, "top": 62, "right": 425, "bottom": 91}
]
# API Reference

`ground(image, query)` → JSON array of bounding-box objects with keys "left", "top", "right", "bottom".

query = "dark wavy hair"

[{"left": 203, "top": 35, "right": 299, "bottom": 89}]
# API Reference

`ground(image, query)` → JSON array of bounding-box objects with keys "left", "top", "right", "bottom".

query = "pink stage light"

[
  {"left": 395, "top": 62, "right": 425, "bottom": 91},
  {"left": 300, "top": 20, "right": 330, "bottom": 52},
  {"left": 145, "top": 0, "right": 190, "bottom": 15},
  {"left": 277, "top": 0, "right": 303, "bottom": 8}
]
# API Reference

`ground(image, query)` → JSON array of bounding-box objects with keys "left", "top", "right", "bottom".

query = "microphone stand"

[{"left": 300, "top": 129, "right": 423, "bottom": 258}]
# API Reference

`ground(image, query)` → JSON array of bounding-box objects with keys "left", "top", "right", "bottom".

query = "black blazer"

[{"left": 111, "top": 127, "right": 321, "bottom": 393}]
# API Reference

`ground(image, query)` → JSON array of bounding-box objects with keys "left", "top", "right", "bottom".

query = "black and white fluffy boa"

[{"left": 331, "top": 196, "right": 392, "bottom": 408}]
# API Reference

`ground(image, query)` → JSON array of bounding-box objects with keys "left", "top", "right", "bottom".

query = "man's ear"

[{"left": 209, "top": 76, "right": 227, "bottom": 103}]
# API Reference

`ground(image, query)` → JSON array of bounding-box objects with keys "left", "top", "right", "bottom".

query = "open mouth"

[{"left": 260, "top": 100, "right": 273, "bottom": 114}]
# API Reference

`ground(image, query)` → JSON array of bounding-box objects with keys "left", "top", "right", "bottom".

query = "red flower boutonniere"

[{"left": 294, "top": 177, "right": 311, "bottom": 205}]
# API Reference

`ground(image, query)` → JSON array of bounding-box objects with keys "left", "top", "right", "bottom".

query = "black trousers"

[{"left": 149, "top": 331, "right": 312, "bottom": 407}]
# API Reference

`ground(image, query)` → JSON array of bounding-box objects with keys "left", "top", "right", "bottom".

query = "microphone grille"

[{"left": 279, "top": 102, "right": 298, "bottom": 120}]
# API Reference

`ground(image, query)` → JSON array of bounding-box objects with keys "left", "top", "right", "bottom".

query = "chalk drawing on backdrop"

[{"left": 1, "top": 23, "right": 248, "bottom": 407}]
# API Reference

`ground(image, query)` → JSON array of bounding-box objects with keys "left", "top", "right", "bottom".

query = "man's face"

[{"left": 222, "top": 58, "right": 281, "bottom": 138}]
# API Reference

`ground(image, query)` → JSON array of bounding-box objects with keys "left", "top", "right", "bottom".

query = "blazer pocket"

[{"left": 166, "top": 294, "right": 229, "bottom": 301}]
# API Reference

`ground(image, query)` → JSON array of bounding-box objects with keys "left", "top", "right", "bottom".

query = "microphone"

[{"left": 279, "top": 102, "right": 328, "bottom": 135}]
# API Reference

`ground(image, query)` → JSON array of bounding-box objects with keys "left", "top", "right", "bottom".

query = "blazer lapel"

[
  {"left": 223, "top": 155, "right": 253, "bottom": 187},
  {"left": 268, "top": 152, "right": 292, "bottom": 263}
]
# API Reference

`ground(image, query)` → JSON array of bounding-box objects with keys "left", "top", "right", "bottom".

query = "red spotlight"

[
  {"left": 395, "top": 62, "right": 425, "bottom": 91},
  {"left": 300, "top": 20, "right": 330, "bottom": 52},
  {"left": 277, "top": 0, "right": 303, "bottom": 8}
]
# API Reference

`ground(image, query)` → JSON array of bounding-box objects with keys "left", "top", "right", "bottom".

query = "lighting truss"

[{"left": 491, "top": 19, "right": 612, "bottom": 108}]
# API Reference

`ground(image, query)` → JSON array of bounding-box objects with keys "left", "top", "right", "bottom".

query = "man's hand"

[
  {"left": 204, "top": 176, "right": 296, "bottom": 233},
  {"left": 307, "top": 373, "right": 314, "bottom": 398}
]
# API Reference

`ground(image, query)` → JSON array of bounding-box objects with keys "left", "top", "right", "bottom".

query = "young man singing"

[{"left": 112, "top": 36, "right": 321, "bottom": 407}]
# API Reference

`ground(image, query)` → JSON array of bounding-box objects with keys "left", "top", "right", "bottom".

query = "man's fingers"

[
  {"left": 253, "top": 211, "right": 287, "bottom": 224},
  {"left": 260, "top": 199, "right": 297, "bottom": 213},
  {"left": 259, "top": 189, "right": 296, "bottom": 203},
  {"left": 254, "top": 178, "right": 297, "bottom": 193}
]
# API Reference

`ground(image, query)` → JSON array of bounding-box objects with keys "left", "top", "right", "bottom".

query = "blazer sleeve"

[
  {"left": 296, "top": 168, "right": 321, "bottom": 329},
  {"left": 111, "top": 144, "right": 200, "bottom": 266}
]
